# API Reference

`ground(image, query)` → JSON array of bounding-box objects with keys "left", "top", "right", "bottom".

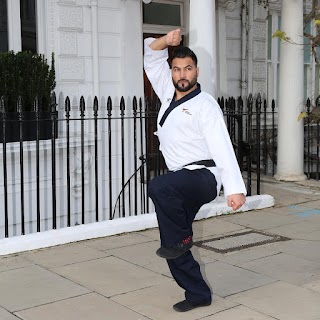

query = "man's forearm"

[
  {"left": 149, "top": 35, "right": 168, "bottom": 51},
  {"left": 149, "top": 29, "right": 182, "bottom": 51}
]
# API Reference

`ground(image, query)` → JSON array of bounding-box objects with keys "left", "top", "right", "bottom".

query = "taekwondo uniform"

[{"left": 144, "top": 38, "right": 247, "bottom": 305}]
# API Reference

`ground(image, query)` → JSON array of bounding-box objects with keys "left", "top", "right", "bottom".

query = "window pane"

[
  {"left": 0, "top": 0, "right": 8, "bottom": 52},
  {"left": 143, "top": 3, "right": 181, "bottom": 26},
  {"left": 304, "top": 20, "right": 311, "bottom": 64},
  {"left": 267, "top": 15, "right": 272, "bottom": 60},
  {"left": 20, "top": 0, "right": 37, "bottom": 52}
]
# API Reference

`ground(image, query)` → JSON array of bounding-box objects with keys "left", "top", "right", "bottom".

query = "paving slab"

[
  {"left": 202, "top": 261, "right": 275, "bottom": 297},
  {"left": 136, "top": 228, "right": 161, "bottom": 241},
  {"left": 203, "top": 305, "right": 277, "bottom": 320},
  {"left": 239, "top": 252, "right": 320, "bottom": 285},
  {"left": 220, "top": 210, "right": 306, "bottom": 230},
  {"left": 302, "top": 229, "right": 320, "bottom": 241},
  {"left": 0, "top": 254, "right": 34, "bottom": 272},
  {"left": 229, "top": 281, "right": 320, "bottom": 320},
  {"left": 0, "top": 307, "right": 20, "bottom": 320},
  {"left": 261, "top": 204, "right": 313, "bottom": 216},
  {"left": 106, "top": 241, "right": 171, "bottom": 276},
  {"left": 0, "top": 265, "right": 90, "bottom": 312},
  {"left": 300, "top": 199, "right": 320, "bottom": 209},
  {"left": 192, "top": 218, "right": 247, "bottom": 241},
  {"left": 52, "top": 256, "right": 172, "bottom": 297},
  {"left": 111, "top": 280, "right": 238, "bottom": 320},
  {"left": 21, "top": 242, "right": 109, "bottom": 268},
  {"left": 265, "top": 239, "right": 320, "bottom": 264},
  {"left": 15, "top": 293, "right": 149, "bottom": 320},
  {"left": 303, "top": 279, "right": 320, "bottom": 294},
  {"left": 85, "top": 232, "right": 153, "bottom": 250},
  {"left": 267, "top": 220, "right": 320, "bottom": 239}
]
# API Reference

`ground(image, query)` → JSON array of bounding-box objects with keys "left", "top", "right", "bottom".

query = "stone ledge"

[{"left": 0, "top": 194, "right": 274, "bottom": 256}]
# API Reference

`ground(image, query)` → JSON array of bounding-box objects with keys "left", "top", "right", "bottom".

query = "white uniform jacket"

[{"left": 144, "top": 38, "right": 247, "bottom": 197}]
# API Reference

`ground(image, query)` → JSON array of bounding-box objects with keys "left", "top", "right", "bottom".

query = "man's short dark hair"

[{"left": 171, "top": 46, "right": 198, "bottom": 67}]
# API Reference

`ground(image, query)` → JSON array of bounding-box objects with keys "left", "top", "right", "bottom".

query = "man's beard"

[{"left": 173, "top": 77, "right": 197, "bottom": 92}]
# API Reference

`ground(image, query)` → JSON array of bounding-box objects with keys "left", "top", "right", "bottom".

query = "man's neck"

[{"left": 175, "top": 84, "right": 198, "bottom": 101}]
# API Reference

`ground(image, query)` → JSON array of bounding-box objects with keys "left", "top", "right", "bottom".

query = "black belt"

[{"left": 184, "top": 159, "right": 216, "bottom": 167}]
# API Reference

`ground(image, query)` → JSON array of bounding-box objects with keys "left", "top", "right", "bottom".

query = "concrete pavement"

[{"left": 1, "top": 177, "right": 320, "bottom": 319}]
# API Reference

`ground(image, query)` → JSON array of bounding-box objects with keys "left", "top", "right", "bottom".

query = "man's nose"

[{"left": 180, "top": 70, "right": 186, "bottom": 78}]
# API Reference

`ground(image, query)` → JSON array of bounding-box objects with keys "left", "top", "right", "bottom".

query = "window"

[
  {"left": 267, "top": 12, "right": 318, "bottom": 103},
  {"left": 142, "top": 0, "right": 187, "bottom": 34},
  {"left": 143, "top": 2, "right": 181, "bottom": 26},
  {"left": 0, "top": 0, "right": 8, "bottom": 52},
  {"left": 20, "top": 0, "right": 37, "bottom": 52},
  {"left": 0, "top": 0, "right": 37, "bottom": 53},
  {"left": 266, "top": 14, "right": 281, "bottom": 105}
]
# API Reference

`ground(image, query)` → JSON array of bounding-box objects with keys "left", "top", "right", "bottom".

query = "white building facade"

[{"left": 0, "top": 0, "right": 315, "bottom": 238}]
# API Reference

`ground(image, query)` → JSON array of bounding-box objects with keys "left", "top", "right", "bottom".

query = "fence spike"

[
  {"left": 0, "top": 95, "right": 5, "bottom": 113},
  {"left": 79, "top": 96, "right": 85, "bottom": 114},
  {"left": 220, "top": 96, "right": 225, "bottom": 111},
  {"left": 120, "top": 96, "right": 125, "bottom": 115},
  {"left": 65, "top": 96, "right": 71, "bottom": 113},
  {"left": 256, "top": 93, "right": 262, "bottom": 111},
  {"left": 93, "top": 96, "right": 98, "bottom": 113},
  {"left": 17, "top": 96, "right": 23, "bottom": 113},
  {"left": 132, "top": 96, "right": 137, "bottom": 112},
  {"left": 307, "top": 98, "right": 311, "bottom": 115},
  {"left": 107, "top": 96, "right": 112, "bottom": 116},
  {"left": 33, "top": 96, "right": 39, "bottom": 113},
  {"left": 145, "top": 96, "right": 150, "bottom": 112},
  {"left": 51, "top": 92, "right": 57, "bottom": 112}
]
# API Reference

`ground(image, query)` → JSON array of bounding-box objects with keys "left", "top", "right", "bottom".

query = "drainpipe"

[{"left": 91, "top": 0, "right": 100, "bottom": 99}]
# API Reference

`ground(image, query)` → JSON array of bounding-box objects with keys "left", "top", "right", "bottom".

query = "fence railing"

[{"left": 2, "top": 92, "right": 319, "bottom": 240}]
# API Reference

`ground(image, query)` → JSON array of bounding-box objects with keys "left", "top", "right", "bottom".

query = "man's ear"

[{"left": 196, "top": 67, "right": 199, "bottom": 77}]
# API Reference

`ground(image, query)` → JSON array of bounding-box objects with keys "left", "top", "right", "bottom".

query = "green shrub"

[{"left": 0, "top": 51, "right": 56, "bottom": 112}]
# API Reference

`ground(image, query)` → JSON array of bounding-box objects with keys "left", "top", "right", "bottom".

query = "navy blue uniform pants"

[{"left": 148, "top": 168, "right": 217, "bottom": 304}]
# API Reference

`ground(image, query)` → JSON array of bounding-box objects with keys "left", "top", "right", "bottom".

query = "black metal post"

[
  {"left": 1, "top": 96, "right": 8, "bottom": 237},
  {"left": 93, "top": 96, "right": 99, "bottom": 222},
  {"left": 51, "top": 92, "right": 57, "bottom": 229},
  {"left": 65, "top": 97, "right": 71, "bottom": 226},
  {"left": 107, "top": 96, "right": 113, "bottom": 219},
  {"left": 17, "top": 96, "right": 25, "bottom": 235},
  {"left": 120, "top": 97, "right": 126, "bottom": 217},
  {"left": 80, "top": 96, "right": 85, "bottom": 224}
]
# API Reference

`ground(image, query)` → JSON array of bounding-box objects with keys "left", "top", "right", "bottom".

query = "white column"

[
  {"left": 274, "top": 0, "right": 306, "bottom": 181},
  {"left": 91, "top": 0, "right": 100, "bottom": 99},
  {"left": 189, "top": 0, "right": 217, "bottom": 97}
]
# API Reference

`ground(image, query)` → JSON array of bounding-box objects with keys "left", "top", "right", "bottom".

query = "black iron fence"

[{"left": 0, "top": 92, "right": 318, "bottom": 239}]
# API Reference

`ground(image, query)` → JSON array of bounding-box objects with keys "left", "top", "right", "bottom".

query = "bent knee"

[{"left": 148, "top": 176, "right": 171, "bottom": 199}]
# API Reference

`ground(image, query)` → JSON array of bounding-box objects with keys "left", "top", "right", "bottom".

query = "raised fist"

[{"left": 165, "top": 29, "right": 182, "bottom": 46}]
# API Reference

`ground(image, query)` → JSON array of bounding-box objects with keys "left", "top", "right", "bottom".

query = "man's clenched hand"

[
  {"left": 227, "top": 193, "right": 246, "bottom": 211},
  {"left": 166, "top": 29, "right": 182, "bottom": 46}
]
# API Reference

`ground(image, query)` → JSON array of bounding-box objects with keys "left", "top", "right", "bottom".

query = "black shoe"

[
  {"left": 173, "top": 299, "right": 211, "bottom": 312},
  {"left": 156, "top": 237, "right": 193, "bottom": 259}
]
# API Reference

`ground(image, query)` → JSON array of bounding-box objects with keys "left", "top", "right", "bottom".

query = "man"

[{"left": 144, "top": 29, "right": 246, "bottom": 312}]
